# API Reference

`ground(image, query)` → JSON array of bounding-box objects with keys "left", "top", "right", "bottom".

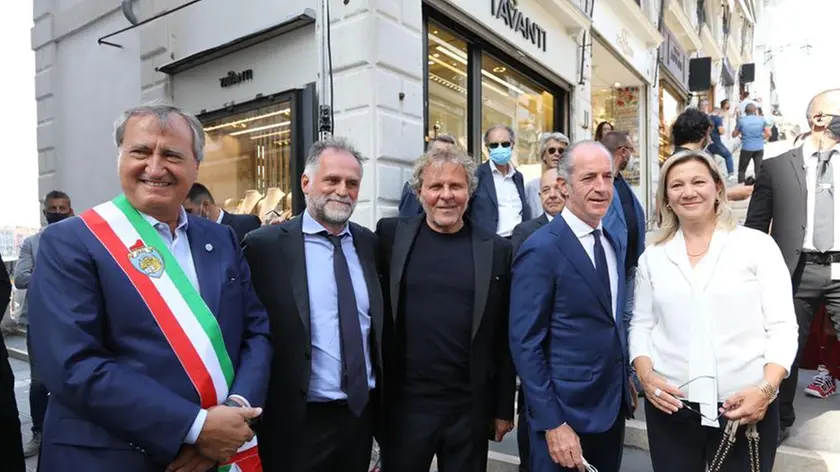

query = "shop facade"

[
  {"left": 656, "top": 26, "right": 691, "bottom": 164},
  {"left": 589, "top": 0, "right": 662, "bottom": 217},
  {"left": 31, "top": 0, "right": 594, "bottom": 226}
]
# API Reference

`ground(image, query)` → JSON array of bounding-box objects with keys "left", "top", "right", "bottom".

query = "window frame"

[{"left": 423, "top": 7, "right": 568, "bottom": 161}]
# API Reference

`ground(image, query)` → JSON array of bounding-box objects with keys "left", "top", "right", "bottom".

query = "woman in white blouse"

[{"left": 629, "top": 149, "right": 798, "bottom": 471}]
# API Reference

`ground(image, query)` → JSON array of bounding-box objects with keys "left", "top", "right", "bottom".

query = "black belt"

[{"left": 803, "top": 251, "right": 840, "bottom": 265}]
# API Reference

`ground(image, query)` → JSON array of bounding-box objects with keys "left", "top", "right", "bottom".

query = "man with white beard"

[{"left": 243, "top": 137, "right": 386, "bottom": 471}]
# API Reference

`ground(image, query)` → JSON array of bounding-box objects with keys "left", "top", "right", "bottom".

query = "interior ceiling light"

[
  {"left": 614, "top": 82, "right": 622, "bottom": 88},
  {"left": 203, "top": 109, "right": 290, "bottom": 132},
  {"left": 493, "top": 66, "right": 507, "bottom": 73},
  {"left": 229, "top": 121, "right": 290, "bottom": 137}
]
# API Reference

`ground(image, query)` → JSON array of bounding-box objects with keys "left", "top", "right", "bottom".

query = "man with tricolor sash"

[{"left": 28, "top": 104, "right": 272, "bottom": 472}]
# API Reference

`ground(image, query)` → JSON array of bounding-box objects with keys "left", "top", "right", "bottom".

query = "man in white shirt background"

[{"left": 745, "top": 88, "right": 840, "bottom": 443}]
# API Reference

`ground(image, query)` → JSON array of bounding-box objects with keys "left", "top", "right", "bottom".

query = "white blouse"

[{"left": 629, "top": 226, "right": 798, "bottom": 427}]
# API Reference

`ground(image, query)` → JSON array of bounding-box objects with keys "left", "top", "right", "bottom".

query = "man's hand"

[
  {"left": 493, "top": 419, "right": 514, "bottom": 442},
  {"left": 629, "top": 376, "right": 639, "bottom": 412},
  {"left": 545, "top": 423, "right": 583, "bottom": 469},
  {"left": 166, "top": 445, "right": 215, "bottom": 472},
  {"left": 195, "top": 405, "right": 262, "bottom": 462}
]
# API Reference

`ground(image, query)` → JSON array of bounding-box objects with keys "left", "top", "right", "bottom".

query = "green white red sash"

[{"left": 80, "top": 195, "right": 261, "bottom": 472}]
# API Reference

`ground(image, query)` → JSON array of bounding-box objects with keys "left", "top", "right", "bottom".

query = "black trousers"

[
  {"left": 645, "top": 400, "right": 779, "bottom": 472},
  {"left": 290, "top": 401, "right": 372, "bottom": 472},
  {"left": 780, "top": 260, "right": 840, "bottom": 428},
  {"left": 517, "top": 385, "right": 530, "bottom": 472},
  {"left": 385, "top": 406, "right": 487, "bottom": 472},
  {"left": 26, "top": 330, "right": 47, "bottom": 434},
  {"left": 0, "top": 355, "right": 25, "bottom": 471},
  {"left": 738, "top": 149, "right": 764, "bottom": 183}
]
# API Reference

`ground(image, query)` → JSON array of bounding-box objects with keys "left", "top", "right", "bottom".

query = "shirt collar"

[
  {"left": 545, "top": 213, "right": 554, "bottom": 222},
  {"left": 561, "top": 207, "right": 602, "bottom": 237},
  {"left": 216, "top": 209, "right": 225, "bottom": 225},
  {"left": 139, "top": 206, "right": 189, "bottom": 233},
  {"left": 302, "top": 208, "right": 351, "bottom": 237},
  {"left": 802, "top": 138, "right": 840, "bottom": 160},
  {"left": 489, "top": 159, "right": 516, "bottom": 178}
]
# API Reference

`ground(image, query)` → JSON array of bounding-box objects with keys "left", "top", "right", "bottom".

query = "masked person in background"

[
  {"left": 745, "top": 88, "right": 840, "bottom": 444},
  {"left": 12, "top": 190, "right": 74, "bottom": 458},
  {"left": 468, "top": 125, "right": 531, "bottom": 238}
]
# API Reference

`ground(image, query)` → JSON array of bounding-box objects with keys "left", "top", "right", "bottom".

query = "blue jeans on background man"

[{"left": 708, "top": 142, "right": 734, "bottom": 175}]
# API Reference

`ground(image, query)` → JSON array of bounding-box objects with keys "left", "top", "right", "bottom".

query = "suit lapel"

[
  {"left": 536, "top": 214, "right": 549, "bottom": 228},
  {"left": 790, "top": 147, "right": 807, "bottom": 200},
  {"left": 480, "top": 163, "right": 499, "bottom": 209},
  {"left": 279, "top": 217, "right": 311, "bottom": 336},
  {"left": 350, "top": 224, "right": 383, "bottom": 362},
  {"left": 186, "top": 221, "right": 222, "bottom": 317},
  {"left": 552, "top": 218, "right": 613, "bottom": 320},
  {"left": 390, "top": 217, "right": 423, "bottom": 323},
  {"left": 471, "top": 228, "right": 494, "bottom": 340},
  {"left": 610, "top": 181, "right": 629, "bottom": 230}
]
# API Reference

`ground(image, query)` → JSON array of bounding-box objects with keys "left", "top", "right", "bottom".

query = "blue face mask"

[{"left": 489, "top": 146, "right": 513, "bottom": 165}]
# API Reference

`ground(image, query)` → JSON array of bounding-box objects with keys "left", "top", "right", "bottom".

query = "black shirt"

[
  {"left": 615, "top": 175, "right": 640, "bottom": 274},
  {"left": 399, "top": 221, "right": 474, "bottom": 412}
]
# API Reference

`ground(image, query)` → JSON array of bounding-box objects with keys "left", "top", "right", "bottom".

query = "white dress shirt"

[
  {"left": 561, "top": 208, "right": 618, "bottom": 317},
  {"left": 629, "top": 227, "right": 798, "bottom": 427},
  {"left": 215, "top": 209, "right": 226, "bottom": 224},
  {"left": 801, "top": 140, "right": 840, "bottom": 251},
  {"left": 490, "top": 160, "right": 523, "bottom": 237},
  {"left": 140, "top": 209, "right": 250, "bottom": 443}
]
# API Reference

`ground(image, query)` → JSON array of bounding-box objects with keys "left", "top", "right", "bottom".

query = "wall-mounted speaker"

[
  {"left": 689, "top": 57, "right": 712, "bottom": 92},
  {"left": 741, "top": 63, "right": 755, "bottom": 83}
]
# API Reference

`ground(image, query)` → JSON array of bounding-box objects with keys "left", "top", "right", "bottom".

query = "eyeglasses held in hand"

[{"left": 673, "top": 376, "right": 734, "bottom": 423}]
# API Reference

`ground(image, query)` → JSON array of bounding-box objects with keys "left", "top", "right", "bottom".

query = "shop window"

[
  {"left": 658, "top": 84, "right": 683, "bottom": 164},
  {"left": 424, "top": 11, "right": 567, "bottom": 171},
  {"left": 200, "top": 101, "right": 294, "bottom": 222},
  {"left": 592, "top": 86, "right": 643, "bottom": 186},
  {"left": 427, "top": 22, "right": 469, "bottom": 150},
  {"left": 480, "top": 53, "right": 555, "bottom": 183}
]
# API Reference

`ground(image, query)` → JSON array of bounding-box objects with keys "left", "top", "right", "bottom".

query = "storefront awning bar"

[
  {"left": 98, "top": 0, "right": 204, "bottom": 48},
  {"left": 157, "top": 10, "right": 316, "bottom": 75}
]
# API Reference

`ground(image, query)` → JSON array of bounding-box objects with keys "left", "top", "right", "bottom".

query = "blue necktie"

[
  {"left": 323, "top": 233, "right": 369, "bottom": 416},
  {"left": 592, "top": 229, "right": 612, "bottom": 313}
]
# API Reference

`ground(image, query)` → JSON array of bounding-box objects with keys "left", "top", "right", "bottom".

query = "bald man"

[{"left": 745, "top": 88, "right": 840, "bottom": 444}]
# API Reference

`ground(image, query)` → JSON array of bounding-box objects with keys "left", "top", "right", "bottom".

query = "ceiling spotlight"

[
  {"left": 613, "top": 82, "right": 622, "bottom": 88},
  {"left": 493, "top": 66, "right": 507, "bottom": 73}
]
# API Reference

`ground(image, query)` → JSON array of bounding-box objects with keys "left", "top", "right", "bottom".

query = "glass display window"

[
  {"left": 427, "top": 22, "right": 469, "bottom": 151},
  {"left": 200, "top": 100, "right": 295, "bottom": 222}
]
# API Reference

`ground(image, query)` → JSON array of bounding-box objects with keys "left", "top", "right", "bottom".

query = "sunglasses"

[
  {"left": 546, "top": 147, "right": 566, "bottom": 155},
  {"left": 487, "top": 141, "right": 512, "bottom": 149},
  {"left": 672, "top": 376, "right": 735, "bottom": 423}
]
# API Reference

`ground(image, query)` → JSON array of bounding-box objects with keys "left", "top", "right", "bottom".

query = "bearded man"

[{"left": 242, "top": 137, "right": 385, "bottom": 472}]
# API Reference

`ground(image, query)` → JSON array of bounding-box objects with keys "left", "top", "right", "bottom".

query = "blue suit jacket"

[
  {"left": 28, "top": 213, "right": 272, "bottom": 471},
  {"left": 468, "top": 161, "right": 531, "bottom": 234},
  {"left": 604, "top": 178, "right": 646, "bottom": 271},
  {"left": 509, "top": 215, "right": 631, "bottom": 437}
]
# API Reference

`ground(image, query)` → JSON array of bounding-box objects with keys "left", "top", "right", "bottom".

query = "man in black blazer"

[
  {"left": 0, "top": 255, "right": 25, "bottom": 471},
  {"left": 377, "top": 146, "right": 515, "bottom": 472},
  {"left": 243, "top": 138, "right": 384, "bottom": 472},
  {"left": 509, "top": 167, "right": 564, "bottom": 472},
  {"left": 184, "top": 183, "right": 262, "bottom": 243},
  {"left": 745, "top": 89, "right": 840, "bottom": 443}
]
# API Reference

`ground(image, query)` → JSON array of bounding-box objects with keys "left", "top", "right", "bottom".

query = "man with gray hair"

[
  {"left": 524, "top": 132, "right": 569, "bottom": 218},
  {"left": 511, "top": 141, "right": 632, "bottom": 472},
  {"left": 243, "top": 137, "right": 385, "bottom": 471},
  {"left": 28, "top": 103, "right": 271, "bottom": 471},
  {"left": 377, "top": 145, "right": 515, "bottom": 472},
  {"left": 470, "top": 124, "right": 531, "bottom": 237}
]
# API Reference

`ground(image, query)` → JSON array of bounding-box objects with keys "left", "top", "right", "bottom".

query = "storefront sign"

[
  {"left": 616, "top": 29, "right": 634, "bottom": 59},
  {"left": 659, "top": 27, "right": 688, "bottom": 92},
  {"left": 490, "top": 0, "right": 547, "bottom": 52},
  {"left": 219, "top": 69, "right": 254, "bottom": 88}
]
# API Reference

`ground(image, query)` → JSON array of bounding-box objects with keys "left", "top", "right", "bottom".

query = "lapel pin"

[{"left": 205, "top": 243, "right": 214, "bottom": 252}]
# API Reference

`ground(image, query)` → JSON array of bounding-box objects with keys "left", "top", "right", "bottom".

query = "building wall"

[{"left": 33, "top": 0, "right": 672, "bottom": 227}]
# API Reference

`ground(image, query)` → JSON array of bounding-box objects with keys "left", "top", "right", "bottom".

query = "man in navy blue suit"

[
  {"left": 510, "top": 141, "right": 632, "bottom": 472},
  {"left": 28, "top": 103, "right": 272, "bottom": 471}
]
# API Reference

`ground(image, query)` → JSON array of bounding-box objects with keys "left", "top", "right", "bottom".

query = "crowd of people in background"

[{"left": 0, "top": 88, "right": 837, "bottom": 472}]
